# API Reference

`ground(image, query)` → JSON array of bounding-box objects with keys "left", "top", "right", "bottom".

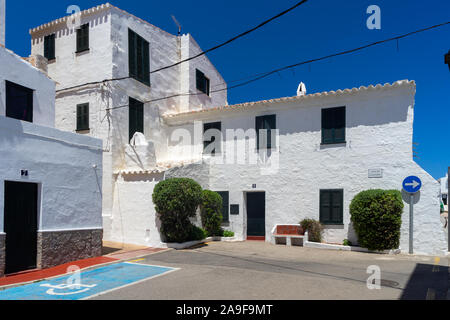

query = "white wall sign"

[{"left": 368, "top": 169, "right": 383, "bottom": 178}]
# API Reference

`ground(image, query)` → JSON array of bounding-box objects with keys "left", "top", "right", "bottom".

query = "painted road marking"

[{"left": 0, "top": 262, "right": 178, "bottom": 300}]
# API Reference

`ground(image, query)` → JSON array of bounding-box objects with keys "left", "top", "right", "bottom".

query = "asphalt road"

[{"left": 91, "top": 241, "right": 450, "bottom": 300}]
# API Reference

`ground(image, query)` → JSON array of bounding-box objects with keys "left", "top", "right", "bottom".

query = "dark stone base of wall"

[
  {"left": 37, "top": 229, "right": 103, "bottom": 270},
  {"left": 0, "top": 234, "right": 5, "bottom": 277}
]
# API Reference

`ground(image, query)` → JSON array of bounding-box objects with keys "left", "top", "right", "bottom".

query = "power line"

[
  {"left": 56, "top": 0, "right": 309, "bottom": 93},
  {"left": 103, "top": 20, "right": 450, "bottom": 112},
  {"left": 150, "top": 0, "right": 309, "bottom": 74}
]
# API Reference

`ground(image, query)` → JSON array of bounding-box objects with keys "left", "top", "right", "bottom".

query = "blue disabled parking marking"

[{"left": 0, "top": 262, "right": 177, "bottom": 300}]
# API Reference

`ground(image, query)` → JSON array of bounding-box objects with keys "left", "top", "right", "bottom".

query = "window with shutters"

[
  {"left": 76, "top": 103, "right": 89, "bottom": 131},
  {"left": 44, "top": 34, "right": 56, "bottom": 61},
  {"left": 129, "top": 97, "right": 144, "bottom": 141},
  {"left": 320, "top": 189, "right": 344, "bottom": 225},
  {"left": 203, "top": 122, "right": 222, "bottom": 155},
  {"left": 322, "top": 107, "right": 346, "bottom": 145},
  {"left": 76, "top": 24, "right": 90, "bottom": 53},
  {"left": 5, "top": 81, "right": 34, "bottom": 123},
  {"left": 256, "top": 115, "right": 276, "bottom": 150},
  {"left": 129, "top": 29, "right": 150, "bottom": 86},
  {"left": 216, "top": 192, "right": 230, "bottom": 223},
  {"left": 196, "top": 69, "right": 210, "bottom": 96}
]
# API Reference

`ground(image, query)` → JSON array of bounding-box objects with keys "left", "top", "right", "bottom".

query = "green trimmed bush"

[
  {"left": 200, "top": 190, "right": 223, "bottom": 237},
  {"left": 300, "top": 219, "right": 323, "bottom": 243},
  {"left": 350, "top": 189, "right": 404, "bottom": 251},
  {"left": 222, "top": 230, "right": 235, "bottom": 238},
  {"left": 152, "top": 178, "right": 203, "bottom": 243}
]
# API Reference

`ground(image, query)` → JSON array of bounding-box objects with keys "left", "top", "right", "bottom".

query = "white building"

[
  {"left": 0, "top": 2, "right": 103, "bottom": 276},
  {"left": 30, "top": 4, "right": 447, "bottom": 255},
  {"left": 438, "top": 174, "right": 448, "bottom": 209}
]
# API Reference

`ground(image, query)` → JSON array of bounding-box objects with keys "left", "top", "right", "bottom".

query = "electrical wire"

[
  {"left": 150, "top": 0, "right": 309, "bottom": 74},
  {"left": 56, "top": 0, "right": 309, "bottom": 94},
  {"left": 102, "top": 20, "right": 450, "bottom": 112}
]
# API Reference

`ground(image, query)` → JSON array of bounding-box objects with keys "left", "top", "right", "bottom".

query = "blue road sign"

[
  {"left": 402, "top": 176, "right": 422, "bottom": 193},
  {"left": 0, "top": 262, "right": 177, "bottom": 300}
]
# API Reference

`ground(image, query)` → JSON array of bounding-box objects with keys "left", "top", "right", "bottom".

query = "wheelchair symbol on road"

[{"left": 40, "top": 283, "right": 97, "bottom": 296}]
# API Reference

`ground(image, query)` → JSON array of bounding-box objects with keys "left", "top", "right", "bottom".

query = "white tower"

[{"left": 0, "top": 0, "right": 5, "bottom": 46}]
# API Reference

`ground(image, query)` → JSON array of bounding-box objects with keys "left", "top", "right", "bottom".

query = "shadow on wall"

[
  {"left": 278, "top": 90, "right": 412, "bottom": 137},
  {"left": 0, "top": 116, "right": 24, "bottom": 146},
  {"left": 400, "top": 263, "right": 449, "bottom": 300}
]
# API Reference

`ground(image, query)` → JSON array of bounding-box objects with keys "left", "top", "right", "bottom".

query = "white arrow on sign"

[{"left": 405, "top": 180, "right": 420, "bottom": 188}]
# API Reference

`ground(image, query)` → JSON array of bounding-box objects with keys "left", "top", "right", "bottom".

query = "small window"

[
  {"left": 76, "top": 24, "right": 90, "bottom": 53},
  {"left": 76, "top": 103, "right": 89, "bottom": 131},
  {"left": 256, "top": 115, "right": 276, "bottom": 150},
  {"left": 216, "top": 191, "right": 230, "bottom": 223},
  {"left": 322, "top": 107, "right": 346, "bottom": 145},
  {"left": 196, "top": 69, "right": 210, "bottom": 96},
  {"left": 129, "top": 97, "right": 144, "bottom": 141},
  {"left": 129, "top": 29, "right": 150, "bottom": 86},
  {"left": 320, "top": 190, "right": 344, "bottom": 225},
  {"left": 44, "top": 34, "right": 56, "bottom": 60},
  {"left": 203, "top": 122, "right": 222, "bottom": 155},
  {"left": 5, "top": 81, "right": 33, "bottom": 123}
]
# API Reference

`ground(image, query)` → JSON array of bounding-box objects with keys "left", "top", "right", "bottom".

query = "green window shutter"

[
  {"left": 333, "top": 107, "right": 346, "bottom": 143},
  {"left": 76, "top": 103, "right": 89, "bottom": 131},
  {"left": 129, "top": 29, "right": 150, "bottom": 86},
  {"left": 196, "top": 69, "right": 209, "bottom": 95},
  {"left": 129, "top": 29, "right": 137, "bottom": 78},
  {"left": 320, "top": 190, "right": 343, "bottom": 224},
  {"left": 203, "top": 122, "right": 222, "bottom": 155},
  {"left": 77, "top": 24, "right": 89, "bottom": 52},
  {"left": 256, "top": 115, "right": 276, "bottom": 150},
  {"left": 143, "top": 41, "right": 150, "bottom": 85},
  {"left": 322, "top": 107, "right": 346, "bottom": 144},
  {"left": 217, "top": 192, "right": 230, "bottom": 223},
  {"left": 44, "top": 34, "right": 55, "bottom": 60},
  {"left": 129, "top": 97, "right": 144, "bottom": 141},
  {"left": 331, "top": 190, "right": 344, "bottom": 224}
]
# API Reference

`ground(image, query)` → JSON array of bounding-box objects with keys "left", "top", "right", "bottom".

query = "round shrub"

[
  {"left": 152, "top": 178, "right": 203, "bottom": 243},
  {"left": 350, "top": 189, "right": 404, "bottom": 251},
  {"left": 300, "top": 219, "right": 323, "bottom": 243},
  {"left": 200, "top": 190, "right": 223, "bottom": 237}
]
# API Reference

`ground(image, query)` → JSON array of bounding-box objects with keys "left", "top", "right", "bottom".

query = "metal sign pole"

[
  {"left": 448, "top": 167, "right": 449, "bottom": 253},
  {"left": 409, "top": 194, "right": 414, "bottom": 254}
]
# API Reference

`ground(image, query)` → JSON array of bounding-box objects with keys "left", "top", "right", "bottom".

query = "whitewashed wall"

[
  {"left": 30, "top": 9, "right": 113, "bottom": 90},
  {"left": 180, "top": 34, "right": 228, "bottom": 112},
  {"left": 0, "top": 115, "right": 103, "bottom": 232},
  {"left": 0, "top": 47, "right": 55, "bottom": 127},
  {"left": 0, "top": 0, "right": 5, "bottom": 46},
  {"left": 163, "top": 83, "right": 447, "bottom": 255}
]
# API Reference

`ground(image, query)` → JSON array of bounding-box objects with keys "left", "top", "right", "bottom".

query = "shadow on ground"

[
  {"left": 102, "top": 246, "right": 122, "bottom": 255},
  {"left": 400, "top": 263, "right": 449, "bottom": 300}
]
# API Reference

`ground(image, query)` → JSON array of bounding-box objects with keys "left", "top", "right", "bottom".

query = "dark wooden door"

[
  {"left": 4, "top": 181, "right": 38, "bottom": 274},
  {"left": 246, "top": 192, "right": 266, "bottom": 237}
]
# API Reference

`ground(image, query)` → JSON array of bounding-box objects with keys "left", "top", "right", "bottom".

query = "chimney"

[
  {"left": 23, "top": 54, "right": 48, "bottom": 74},
  {"left": 297, "top": 82, "right": 307, "bottom": 97},
  {"left": 0, "top": 0, "right": 5, "bottom": 47}
]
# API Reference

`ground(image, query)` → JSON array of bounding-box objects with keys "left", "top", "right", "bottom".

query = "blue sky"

[{"left": 4, "top": 0, "right": 450, "bottom": 179}]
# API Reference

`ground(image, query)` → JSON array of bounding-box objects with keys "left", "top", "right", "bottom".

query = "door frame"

[{"left": 244, "top": 191, "right": 266, "bottom": 240}]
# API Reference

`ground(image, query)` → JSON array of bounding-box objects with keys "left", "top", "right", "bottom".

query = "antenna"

[{"left": 171, "top": 15, "right": 182, "bottom": 36}]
